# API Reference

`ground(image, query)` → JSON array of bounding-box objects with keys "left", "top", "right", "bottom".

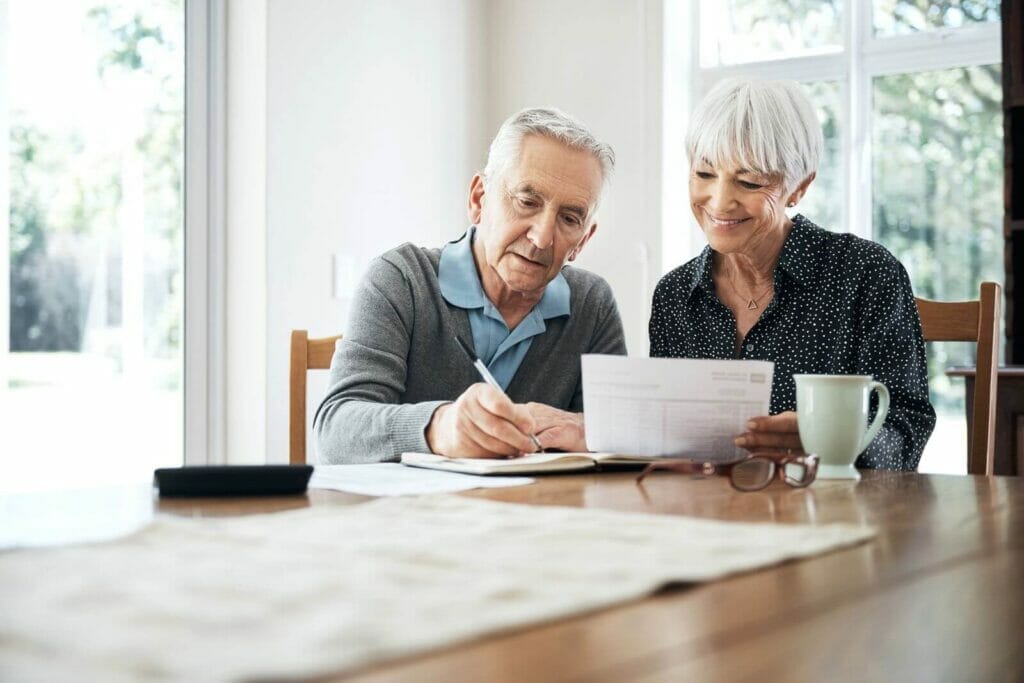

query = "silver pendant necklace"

[{"left": 726, "top": 267, "right": 773, "bottom": 310}]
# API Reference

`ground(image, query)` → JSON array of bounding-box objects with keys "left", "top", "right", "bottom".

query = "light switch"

[{"left": 333, "top": 253, "right": 357, "bottom": 300}]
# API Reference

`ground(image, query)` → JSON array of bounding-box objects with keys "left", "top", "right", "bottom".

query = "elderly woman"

[{"left": 650, "top": 79, "right": 936, "bottom": 470}]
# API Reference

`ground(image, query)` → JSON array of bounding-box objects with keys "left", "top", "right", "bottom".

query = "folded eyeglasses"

[{"left": 635, "top": 452, "right": 819, "bottom": 492}]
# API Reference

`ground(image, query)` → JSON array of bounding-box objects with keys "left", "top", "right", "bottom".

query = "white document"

[
  {"left": 582, "top": 355, "right": 774, "bottom": 462},
  {"left": 308, "top": 464, "right": 533, "bottom": 497}
]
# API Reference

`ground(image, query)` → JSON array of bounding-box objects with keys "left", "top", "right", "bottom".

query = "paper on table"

[
  {"left": 582, "top": 354, "right": 775, "bottom": 462},
  {"left": 308, "top": 464, "right": 533, "bottom": 496}
]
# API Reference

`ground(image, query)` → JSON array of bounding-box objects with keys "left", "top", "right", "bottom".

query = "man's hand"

[
  {"left": 734, "top": 411, "right": 805, "bottom": 455},
  {"left": 525, "top": 402, "right": 587, "bottom": 452},
  {"left": 426, "top": 383, "right": 538, "bottom": 458}
]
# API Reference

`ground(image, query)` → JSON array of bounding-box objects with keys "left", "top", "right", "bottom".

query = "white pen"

[{"left": 454, "top": 335, "right": 544, "bottom": 453}]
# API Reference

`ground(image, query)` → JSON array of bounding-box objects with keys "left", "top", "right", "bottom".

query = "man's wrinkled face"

[{"left": 469, "top": 135, "right": 603, "bottom": 300}]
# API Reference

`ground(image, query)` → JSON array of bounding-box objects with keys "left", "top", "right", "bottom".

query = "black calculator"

[{"left": 154, "top": 465, "right": 314, "bottom": 497}]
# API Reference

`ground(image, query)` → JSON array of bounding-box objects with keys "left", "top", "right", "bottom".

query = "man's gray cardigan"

[{"left": 313, "top": 241, "right": 627, "bottom": 464}]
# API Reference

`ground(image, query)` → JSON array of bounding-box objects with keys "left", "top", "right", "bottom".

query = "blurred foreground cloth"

[{"left": 0, "top": 494, "right": 874, "bottom": 682}]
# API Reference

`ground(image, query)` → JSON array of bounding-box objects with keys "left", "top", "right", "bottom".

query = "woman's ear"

[{"left": 786, "top": 172, "right": 817, "bottom": 207}]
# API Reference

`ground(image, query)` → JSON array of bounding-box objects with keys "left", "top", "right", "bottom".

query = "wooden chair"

[
  {"left": 915, "top": 282, "right": 1001, "bottom": 475},
  {"left": 289, "top": 330, "right": 342, "bottom": 464}
]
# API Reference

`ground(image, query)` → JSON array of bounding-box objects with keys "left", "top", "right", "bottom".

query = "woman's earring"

[{"left": 787, "top": 201, "right": 795, "bottom": 207}]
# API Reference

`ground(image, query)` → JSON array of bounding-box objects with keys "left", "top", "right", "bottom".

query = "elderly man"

[{"left": 314, "top": 107, "right": 626, "bottom": 463}]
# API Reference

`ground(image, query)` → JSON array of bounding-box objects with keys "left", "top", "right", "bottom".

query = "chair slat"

[
  {"left": 307, "top": 337, "right": 340, "bottom": 369},
  {"left": 916, "top": 299, "right": 980, "bottom": 342}
]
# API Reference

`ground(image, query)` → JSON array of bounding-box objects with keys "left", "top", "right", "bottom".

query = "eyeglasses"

[{"left": 635, "top": 452, "right": 819, "bottom": 492}]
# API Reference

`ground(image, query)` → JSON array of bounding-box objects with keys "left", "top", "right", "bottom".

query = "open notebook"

[{"left": 401, "top": 451, "right": 661, "bottom": 475}]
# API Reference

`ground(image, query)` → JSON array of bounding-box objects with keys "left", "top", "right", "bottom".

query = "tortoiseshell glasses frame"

[{"left": 635, "top": 452, "right": 819, "bottom": 492}]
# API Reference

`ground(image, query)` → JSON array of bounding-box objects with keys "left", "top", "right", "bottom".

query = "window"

[
  {"left": 2, "top": 0, "right": 185, "bottom": 491},
  {"left": 685, "top": 0, "right": 1002, "bottom": 473}
]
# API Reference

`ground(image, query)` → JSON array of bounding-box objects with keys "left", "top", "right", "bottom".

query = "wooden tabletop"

[{"left": 6, "top": 471, "right": 1024, "bottom": 681}]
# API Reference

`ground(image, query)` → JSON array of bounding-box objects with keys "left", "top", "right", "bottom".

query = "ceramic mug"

[{"left": 794, "top": 374, "right": 890, "bottom": 480}]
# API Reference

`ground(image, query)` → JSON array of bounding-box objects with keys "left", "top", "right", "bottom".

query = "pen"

[{"left": 453, "top": 335, "right": 544, "bottom": 453}]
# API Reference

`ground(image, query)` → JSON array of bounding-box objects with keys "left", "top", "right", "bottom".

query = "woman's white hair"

[
  {"left": 483, "top": 107, "right": 615, "bottom": 202},
  {"left": 686, "top": 79, "right": 823, "bottom": 192}
]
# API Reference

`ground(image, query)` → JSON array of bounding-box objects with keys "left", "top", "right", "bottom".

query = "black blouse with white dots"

[{"left": 649, "top": 215, "right": 936, "bottom": 471}]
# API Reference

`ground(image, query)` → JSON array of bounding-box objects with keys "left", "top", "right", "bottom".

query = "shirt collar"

[
  {"left": 438, "top": 228, "right": 488, "bottom": 309},
  {"left": 684, "top": 213, "right": 823, "bottom": 300},
  {"left": 774, "top": 214, "right": 824, "bottom": 287},
  {"left": 684, "top": 245, "right": 715, "bottom": 301},
  {"left": 438, "top": 226, "right": 571, "bottom": 320}
]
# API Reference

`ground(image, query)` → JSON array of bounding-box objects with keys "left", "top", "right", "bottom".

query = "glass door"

[{"left": 2, "top": 0, "right": 184, "bottom": 491}]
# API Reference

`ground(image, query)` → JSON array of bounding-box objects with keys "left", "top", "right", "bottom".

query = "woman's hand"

[{"left": 734, "top": 411, "right": 804, "bottom": 455}]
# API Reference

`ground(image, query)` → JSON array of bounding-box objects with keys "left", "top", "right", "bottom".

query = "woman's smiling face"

[{"left": 689, "top": 159, "right": 793, "bottom": 256}]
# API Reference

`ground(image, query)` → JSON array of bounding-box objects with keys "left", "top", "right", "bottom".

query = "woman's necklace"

[{"left": 726, "top": 266, "right": 773, "bottom": 310}]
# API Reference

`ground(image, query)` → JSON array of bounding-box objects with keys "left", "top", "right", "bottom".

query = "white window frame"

[
  {"left": 0, "top": 0, "right": 9, "bottom": 392},
  {"left": 688, "top": 0, "right": 1001, "bottom": 244},
  {"left": 185, "top": 0, "right": 227, "bottom": 465}
]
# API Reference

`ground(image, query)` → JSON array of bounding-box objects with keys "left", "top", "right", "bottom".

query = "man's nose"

[{"left": 526, "top": 209, "right": 557, "bottom": 249}]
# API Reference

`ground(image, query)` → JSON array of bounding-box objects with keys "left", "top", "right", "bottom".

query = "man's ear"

[
  {"left": 467, "top": 174, "right": 486, "bottom": 224},
  {"left": 786, "top": 172, "right": 816, "bottom": 207},
  {"left": 568, "top": 223, "right": 598, "bottom": 262}
]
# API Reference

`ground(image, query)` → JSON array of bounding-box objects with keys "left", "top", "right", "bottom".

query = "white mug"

[{"left": 794, "top": 375, "right": 890, "bottom": 480}]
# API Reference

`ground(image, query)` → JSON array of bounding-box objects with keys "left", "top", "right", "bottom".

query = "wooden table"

[{"left": 6, "top": 471, "right": 1024, "bottom": 681}]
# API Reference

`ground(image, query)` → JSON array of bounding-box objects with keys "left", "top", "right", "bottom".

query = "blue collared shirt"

[{"left": 438, "top": 227, "right": 571, "bottom": 390}]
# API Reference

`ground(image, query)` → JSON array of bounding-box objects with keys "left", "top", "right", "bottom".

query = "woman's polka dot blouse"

[{"left": 649, "top": 215, "right": 937, "bottom": 471}]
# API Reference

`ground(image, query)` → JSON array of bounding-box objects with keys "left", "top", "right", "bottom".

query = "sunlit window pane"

[
  {"left": 872, "top": 64, "right": 1003, "bottom": 473},
  {"left": 795, "top": 80, "right": 843, "bottom": 233},
  {"left": 5, "top": 0, "right": 184, "bottom": 492},
  {"left": 873, "top": 0, "right": 1001, "bottom": 37},
  {"left": 699, "top": 0, "right": 842, "bottom": 68}
]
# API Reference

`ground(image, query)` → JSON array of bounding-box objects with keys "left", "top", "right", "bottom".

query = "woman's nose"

[{"left": 706, "top": 181, "right": 736, "bottom": 212}]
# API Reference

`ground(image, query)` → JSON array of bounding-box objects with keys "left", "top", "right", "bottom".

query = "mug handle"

[{"left": 859, "top": 381, "right": 890, "bottom": 453}]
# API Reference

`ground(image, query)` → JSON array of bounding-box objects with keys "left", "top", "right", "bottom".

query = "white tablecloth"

[{"left": 0, "top": 494, "right": 874, "bottom": 682}]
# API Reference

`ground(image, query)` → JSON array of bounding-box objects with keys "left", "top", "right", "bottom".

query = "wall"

[
  {"left": 259, "top": 0, "right": 664, "bottom": 463},
  {"left": 484, "top": 0, "right": 663, "bottom": 356},
  {"left": 264, "top": 0, "right": 487, "bottom": 462}
]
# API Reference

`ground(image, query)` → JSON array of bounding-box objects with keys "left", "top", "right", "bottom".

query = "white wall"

[
  {"left": 255, "top": 0, "right": 664, "bottom": 463},
  {"left": 484, "top": 0, "right": 663, "bottom": 356},
  {"left": 264, "top": 0, "right": 487, "bottom": 462}
]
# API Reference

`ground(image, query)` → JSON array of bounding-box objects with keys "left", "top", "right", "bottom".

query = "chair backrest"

[
  {"left": 289, "top": 330, "right": 342, "bottom": 464},
  {"left": 915, "top": 282, "right": 1001, "bottom": 475}
]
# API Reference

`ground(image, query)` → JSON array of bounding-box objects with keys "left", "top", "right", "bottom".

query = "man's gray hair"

[
  {"left": 483, "top": 107, "right": 615, "bottom": 201},
  {"left": 686, "top": 79, "right": 823, "bottom": 192}
]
